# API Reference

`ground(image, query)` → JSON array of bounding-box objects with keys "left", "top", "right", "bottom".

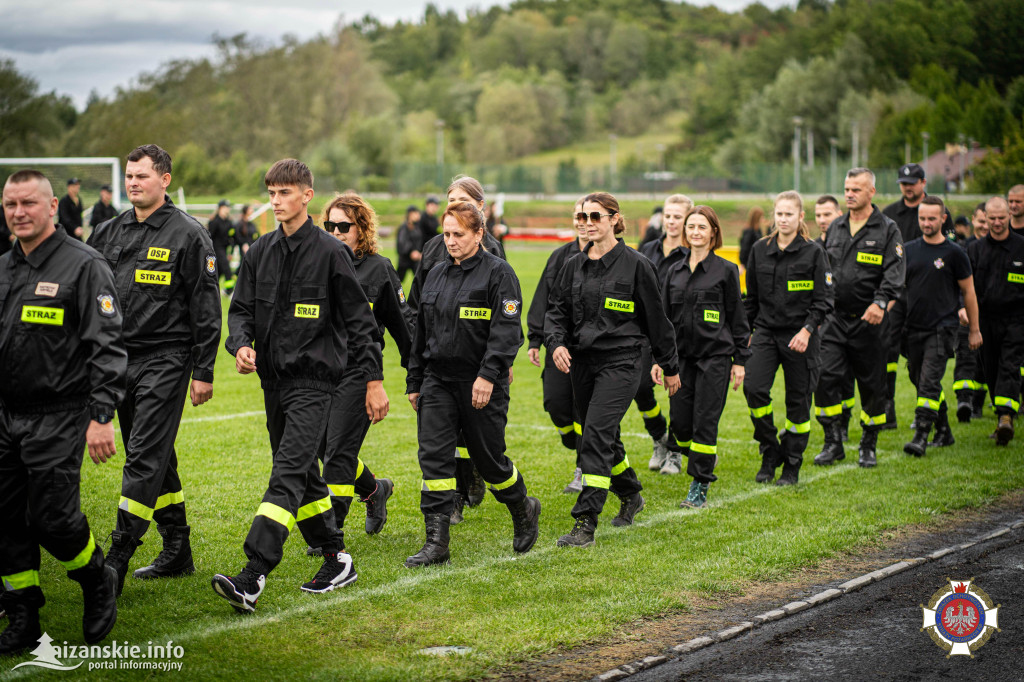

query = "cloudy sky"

[{"left": 2, "top": 0, "right": 790, "bottom": 109}]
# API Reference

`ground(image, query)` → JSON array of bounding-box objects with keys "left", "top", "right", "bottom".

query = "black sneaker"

[
  {"left": 610, "top": 493, "right": 645, "bottom": 527},
  {"left": 556, "top": 515, "right": 596, "bottom": 548},
  {"left": 363, "top": 478, "right": 393, "bottom": 535},
  {"left": 306, "top": 546, "right": 323, "bottom": 557},
  {"left": 301, "top": 551, "right": 357, "bottom": 594},
  {"left": 956, "top": 402, "right": 972, "bottom": 423},
  {"left": 211, "top": 567, "right": 265, "bottom": 614}
]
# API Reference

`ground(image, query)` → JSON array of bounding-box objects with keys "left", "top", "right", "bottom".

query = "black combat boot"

[
  {"left": 754, "top": 443, "right": 779, "bottom": 483},
  {"left": 133, "top": 525, "right": 195, "bottom": 579},
  {"left": 556, "top": 514, "right": 597, "bottom": 548},
  {"left": 858, "top": 427, "right": 879, "bottom": 468},
  {"left": 68, "top": 547, "right": 117, "bottom": 644},
  {"left": 404, "top": 514, "right": 451, "bottom": 568},
  {"left": 0, "top": 587, "right": 43, "bottom": 655},
  {"left": 508, "top": 496, "right": 541, "bottom": 553},
  {"left": 929, "top": 406, "right": 955, "bottom": 447},
  {"left": 882, "top": 399, "right": 897, "bottom": 430},
  {"left": 839, "top": 407, "right": 851, "bottom": 442},
  {"left": 813, "top": 420, "right": 845, "bottom": 465},
  {"left": 105, "top": 531, "right": 141, "bottom": 597},
  {"left": 610, "top": 492, "right": 644, "bottom": 527},
  {"left": 903, "top": 426, "right": 930, "bottom": 457}
]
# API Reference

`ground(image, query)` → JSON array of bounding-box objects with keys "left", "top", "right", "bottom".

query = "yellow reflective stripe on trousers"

[
  {"left": 256, "top": 501, "right": 296, "bottom": 531},
  {"left": 675, "top": 438, "right": 691, "bottom": 449},
  {"left": 1020, "top": 367, "right": 1024, "bottom": 377},
  {"left": 639, "top": 404, "right": 661, "bottom": 419},
  {"left": 994, "top": 396, "right": 1021, "bottom": 412},
  {"left": 860, "top": 410, "right": 887, "bottom": 426},
  {"left": 456, "top": 447, "right": 470, "bottom": 460},
  {"left": 2, "top": 570, "right": 40, "bottom": 590},
  {"left": 118, "top": 496, "right": 154, "bottom": 522},
  {"left": 490, "top": 465, "right": 520, "bottom": 491},
  {"left": 573, "top": 422, "right": 582, "bottom": 435},
  {"left": 154, "top": 490, "right": 184, "bottom": 510},
  {"left": 815, "top": 404, "right": 842, "bottom": 417},
  {"left": 841, "top": 398, "right": 856, "bottom": 409},
  {"left": 886, "top": 362, "right": 898, "bottom": 372},
  {"left": 296, "top": 496, "right": 332, "bottom": 522},
  {"left": 610, "top": 456, "right": 631, "bottom": 476},
  {"left": 916, "top": 397, "right": 940, "bottom": 411},
  {"left": 328, "top": 484, "right": 355, "bottom": 498},
  {"left": 422, "top": 478, "right": 456, "bottom": 492},
  {"left": 784, "top": 419, "right": 810, "bottom": 434},
  {"left": 749, "top": 404, "right": 773, "bottom": 418},
  {"left": 953, "top": 380, "right": 980, "bottom": 390},
  {"left": 691, "top": 442, "right": 717, "bottom": 454},
  {"left": 555, "top": 423, "right": 574, "bottom": 435},
  {"left": 59, "top": 532, "right": 96, "bottom": 571},
  {"left": 581, "top": 474, "right": 610, "bottom": 490},
  {"left": 356, "top": 458, "right": 365, "bottom": 478}
]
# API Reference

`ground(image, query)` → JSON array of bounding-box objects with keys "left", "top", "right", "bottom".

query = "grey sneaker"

[
  {"left": 659, "top": 451, "right": 681, "bottom": 475},
  {"left": 648, "top": 435, "right": 670, "bottom": 470},
  {"left": 563, "top": 467, "right": 583, "bottom": 494}
]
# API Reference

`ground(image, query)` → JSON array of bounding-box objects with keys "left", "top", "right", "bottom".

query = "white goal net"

[{"left": 0, "top": 157, "right": 122, "bottom": 224}]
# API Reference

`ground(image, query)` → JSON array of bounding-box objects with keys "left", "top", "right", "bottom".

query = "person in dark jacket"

[
  {"left": 418, "top": 195, "right": 440, "bottom": 241},
  {"left": 57, "top": 178, "right": 84, "bottom": 240},
  {"left": 314, "top": 192, "right": 411, "bottom": 548},
  {"left": 87, "top": 145, "right": 222, "bottom": 596},
  {"left": 546, "top": 192, "right": 680, "bottom": 547},
  {"left": 738, "top": 205, "right": 764, "bottom": 279},
  {"left": 638, "top": 194, "right": 692, "bottom": 474},
  {"left": 658, "top": 205, "right": 750, "bottom": 509},
  {"left": 405, "top": 200, "right": 538, "bottom": 567},
  {"left": 638, "top": 206, "right": 664, "bottom": 247},
  {"left": 744, "top": 191, "right": 833, "bottom": 486},
  {"left": 90, "top": 185, "right": 118, "bottom": 230},
  {"left": 396, "top": 205, "right": 423, "bottom": 283},
  {"left": 0, "top": 170, "right": 126, "bottom": 653},
  {"left": 527, "top": 197, "right": 587, "bottom": 492},
  {"left": 233, "top": 204, "right": 258, "bottom": 276},
  {"left": 207, "top": 199, "right": 236, "bottom": 293},
  {"left": 215, "top": 159, "right": 387, "bottom": 612},
  {"left": 813, "top": 168, "right": 905, "bottom": 469},
  {"left": 0, "top": 208, "right": 11, "bottom": 257},
  {"left": 954, "top": 203, "right": 991, "bottom": 420}
]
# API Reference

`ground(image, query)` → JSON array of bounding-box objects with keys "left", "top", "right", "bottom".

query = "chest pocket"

[
  {"left": 696, "top": 290, "right": 722, "bottom": 326},
  {"left": 0, "top": 283, "right": 9, "bottom": 316},
  {"left": 289, "top": 284, "right": 327, "bottom": 324},
  {"left": 363, "top": 284, "right": 381, "bottom": 311},
  {"left": 457, "top": 289, "right": 490, "bottom": 322},
  {"left": 786, "top": 262, "right": 815, "bottom": 294},
  {"left": 103, "top": 244, "right": 123, "bottom": 271},
  {"left": 855, "top": 247, "right": 883, "bottom": 267},
  {"left": 19, "top": 290, "right": 76, "bottom": 335},
  {"left": 604, "top": 279, "right": 635, "bottom": 316},
  {"left": 570, "top": 279, "right": 584, "bottom": 325},
  {"left": 134, "top": 249, "right": 175, "bottom": 296},
  {"left": 420, "top": 290, "right": 440, "bottom": 331}
]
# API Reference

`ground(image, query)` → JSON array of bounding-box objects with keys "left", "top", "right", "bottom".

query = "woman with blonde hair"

[{"left": 742, "top": 191, "right": 833, "bottom": 486}]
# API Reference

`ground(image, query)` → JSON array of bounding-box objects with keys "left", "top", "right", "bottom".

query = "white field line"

[{"left": 162, "top": 459, "right": 861, "bottom": 646}]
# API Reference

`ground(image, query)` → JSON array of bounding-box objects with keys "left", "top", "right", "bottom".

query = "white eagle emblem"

[{"left": 934, "top": 258, "right": 945, "bottom": 269}]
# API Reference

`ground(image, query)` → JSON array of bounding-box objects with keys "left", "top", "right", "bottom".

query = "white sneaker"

[
  {"left": 212, "top": 568, "right": 266, "bottom": 613},
  {"left": 563, "top": 467, "right": 583, "bottom": 494},
  {"left": 301, "top": 551, "right": 357, "bottom": 593},
  {"left": 649, "top": 435, "right": 670, "bottom": 470},
  {"left": 660, "top": 451, "right": 682, "bottom": 475}
]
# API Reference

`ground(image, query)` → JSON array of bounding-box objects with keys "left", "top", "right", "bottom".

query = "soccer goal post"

[{"left": 0, "top": 157, "right": 122, "bottom": 216}]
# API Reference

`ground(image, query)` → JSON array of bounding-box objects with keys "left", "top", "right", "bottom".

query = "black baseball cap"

[
  {"left": 67, "top": 177, "right": 81, "bottom": 185},
  {"left": 898, "top": 163, "right": 925, "bottom": 184},
  {"left": 99, "top": 184, "right": 112, "bottom": 192},
  {"left": 218, "top": 199, "right": 231, "bottom": 207},
  {"left": 425, "top": 195, "right": 439, "bottom": 205}
]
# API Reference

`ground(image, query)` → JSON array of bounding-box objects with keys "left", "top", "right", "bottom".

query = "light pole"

[
  {"left": 792, "top": 116, "right": 803, "bottom": 191},
  {"left": 852, "top": 120, "right": 859, "bottom": 168},
  {"left": 829, "top": 137, "right": 838, "bottom": 193},
  {"left": 609, "top": 134, "right": 618, "bottom": 189},
  {"left": 807, "top": 128, "right": 814, "bottom": 170},
  {"left": 435, "top": 119, "right": 445, "bottom": 185},
  {"left": 655, "top": 143, "right": 666, "bottom": 171},
  {"left": 958, "top": 133, "right": 966, "bottom": 193},
  {"left": 921, "top": 131, "right": 930, "bottom": 167}
]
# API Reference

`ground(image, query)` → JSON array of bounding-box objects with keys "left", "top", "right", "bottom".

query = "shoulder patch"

[
  {"left": 825, "top": 271, "right": 833, "bottom": 286},
  {"left": 896, "top": 243, "right": 904, "bottom": 258},
  {"left": 502, "top": 299, "right": 520, "bottom": 317},
  {"left": 206, "top": 254, "right": 217, "bottom": 276},
  {"left": 398, "top": 286, "right": 406, "bottom": 304},
  {"left": 97, "top": 294, "right": 116, "bottom": 318}
]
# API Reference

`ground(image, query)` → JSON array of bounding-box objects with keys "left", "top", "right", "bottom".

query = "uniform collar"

[
  {"left": 12, "top": 227, "right": 65, "bottom": 269},
  {"left": 681, "top": 248, "right": 716, "bottom": 272},
  {"left": 766, "top": 233, "right": 808, "bottom": 256},
  {"left": 127, "top": 194, "right": 176, "bottom": 229},
  {"left": 445, "top": 247, "right": 485, "bottom": 270},
  {"left": 276, "top": 217, "right": 314, "bottom": 252},
  {"left": 582, "top": 237, "right": 626, "bottom": 266}
]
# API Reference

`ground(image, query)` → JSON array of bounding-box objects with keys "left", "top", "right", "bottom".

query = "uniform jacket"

[
  {"left": 526, "top": 238, "right": 583, "bottom": 350},
  {"left": 396, "top": 222, "right": 424, "bottom": 263},
  {"left": 663, "top": 250, "right": 750, "bottom": 365},
  {"left": 88, "top": 196, "right": 221, "bottom": 382},
  {"left": 967, "top": 232, "right": 1024, "bottom": 318},
  {"left": 744, "top": 234, "right": 833, "bottom": 334},
  {"left": 823, "top": 206, "right": 905, "bottom": 316},
  {"left": 353, "top": 252, "right": 414, "bottom": 367},
  {"left": 407, "top": 230, "right": 506, "bottom": 312},
  {"left": 234, "top": 220, "right": 257, "bottom": 247},
  {"left": 207, "top": 215, "right": 235, "bottom": 249},
  {"left": 0, "top": 229, "right": 126, "bottom": 416},
  {"left": 882, "top": 196, "right": 954, "bottom": 244},
  {"left": 545, "top": 239, "right": 679, "bottom": 375},
  {"left": 90, "top": 201, "right": 118, "bottom": 228},
  {"left": 638, "top": 235, "right": 686, "bottom": 282},
  {"left": 58, "top": 194, "right": 83, "bottom": 235},
  {"left": 226, "top": 218, "right": 382, "bottom": 391},
  {"left": 407, "top": 248, "right": 523, "bottom": 393}
]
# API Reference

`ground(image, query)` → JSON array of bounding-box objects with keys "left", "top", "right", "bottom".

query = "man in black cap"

[
  {"left": 57, "top": 178, "right": 84, "bottom": 240},
  {"left": 418, "top": 196, "right": 440, "bottom": 241},
  {"left": 90, "top": 185, "right": 118, "bottom": 230},
  {"left": 207, "top": 199, "right": 236, "bottom": 294}
]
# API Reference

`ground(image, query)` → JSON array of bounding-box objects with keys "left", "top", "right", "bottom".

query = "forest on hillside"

[{"left": 2, "top": 0, "right": 1022, "bottom": 193}]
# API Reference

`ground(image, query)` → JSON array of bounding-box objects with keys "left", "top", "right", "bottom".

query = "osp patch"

[
  {"left": 205, "top": 254, "right": 217, "bottom": 275},
  {"left": 502, "top": 299, "right": 520, "bottom": 317},
  {"left": 896, "top": 243, "right": 904, "bottom": 258},
  {"left": 398, "top": 287, "right": 406, "bottom": 304},
  {"left": 97, "top": 294, "right": 116, "bottom": 318}
]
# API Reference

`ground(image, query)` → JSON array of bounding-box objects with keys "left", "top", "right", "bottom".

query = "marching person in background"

[
  {"left": 639, "top": 193, "right": 692, "bottom": 474},
  {"left": 738, "top": 205, "right": 764, "bottom": 280},
  {"left": 396, "top": 205, "right": 423, "bottom": 284},
  {"left": 419, "top": 195, "right": 440, "bottom": 241},
  {"left": 903, "top": 197, "right": 981, "bottom": 456},
  {"left": 743, "top": 191, "right": 832, "bottom": 486},
  {"left": 546, "top": 192, "right": 679, "bottom": 547},
  {"left": 967, "top": 196, "right": 1024, "bottom": 445},
  {"left": 639, "top": 206, "right": 664, "bottom": 247},
  {"left": 954, "top": 203, "right": 990, "bottom": 422},
  {"left": 405, "top": 200, "right": 538, "bottom": 567},
  {"left": 208, "top": 199, "right": 236, "bottom": 294},
  {"left": 0, "top": 170, "right": 126, "bottom": 653},
  {"left": 233, "top": 204, "right": 258, "bottom": 274},
  {"left": 217, "top": 159, "right": 386, "bottom": 611},
  {"left": 58, "top": 178, "right": 84, "bottom": 240},
  {"left": 527, "top": 197, "right": 587, "bottom": 493},
  {"left": 90, "top": 185, "right": 118, "bottom": 230},
  {"left": 87, "top": 144, "right": 221, "bottom": 597},
  {"left": 658, "top": 205, "right": 749, "bottom": 508},
  {"left": 313, "top": 192, "right": 410, "bottom": 550},
  {"left": 813, "top": 168, "right": 904, "bottom": 469}
]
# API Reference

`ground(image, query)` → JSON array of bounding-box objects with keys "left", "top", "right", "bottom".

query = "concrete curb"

[{"left": 590, "top": 515, "right": 1023, "bottom": 682}]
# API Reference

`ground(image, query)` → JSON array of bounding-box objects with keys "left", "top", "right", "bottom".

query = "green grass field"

[{"left": 5, "top": 243, "right": 1023, "bottom": 681}]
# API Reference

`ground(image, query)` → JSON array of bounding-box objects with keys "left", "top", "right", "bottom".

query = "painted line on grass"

[{"left": 164, "top": 460, "right": 859, "bottom": 645}]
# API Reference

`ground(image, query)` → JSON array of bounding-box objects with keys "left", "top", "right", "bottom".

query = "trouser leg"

[
  {"left": 633, "top": 344, "right": 668, "bottom": 442},
  {"left": 321, "top": 371, "right": 372, "bottom": 535},
  {"left": 416, "top": 374, "right": 459, "bottom": 516},
  {"left": 814, "top": 315, "right": 850, "bottom": 427},
  {"left": 885, "top": 296, "right": 906, "bottom": 404},
  {"left": 116, "top": 353, "right": 191, "bottom": 541},
  {"left": 669, "top": 357, "right": 697, "bottom": 461},
  {"left": 456, "top": 379, "right": 528, "bottom": 504},
  {"left": 243, "top": 387, "right": 339, "bottom": 575},
  {"left": 543, "top": 352, "right": 579, "bottom": 451},
  {"left": 910, "top": 328, "right": 956, "bottom": 428},
  {"left": 847, "top": 318, "right": 888, "bottom": 428},
  {"left": 743, "top": 329, "right": 780, "bottom": 451},
  {"left": 779, "top": 332, "right": 819, "bottom": 465},
  {"left": 686, "top": 356, "right": 731, "bottom": 483},
  {"left": 571, "top": 353, "right": 641, "bottom": 520},
  {"left": 953, "top": 324, "right": 980, "bottom": 402}
]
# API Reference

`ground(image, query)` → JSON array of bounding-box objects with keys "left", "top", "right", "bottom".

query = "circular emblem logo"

[
  {"left": 96, "top": 294, "right": 116, "bottom": 318},
  {"left": 921, "top": 579, "right": 1000, "bottom": 657},
  {"left": 206, "top": 255, "right": 217, "bottom": 275},
  {"left": 502, "top": 299, "right": 519, "bottom": 317},
  {"left": 934, "top": 258, "right": 945, "bottom": 270}
]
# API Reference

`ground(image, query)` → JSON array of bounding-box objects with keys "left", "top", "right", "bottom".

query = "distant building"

[{"left": 923, "top": 142, "right": 996, "bottom": 192}]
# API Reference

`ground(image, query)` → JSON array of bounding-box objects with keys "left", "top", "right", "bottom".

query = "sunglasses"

[
  {"left": 324, "top": 220, "right": 355, "bottom": 234},
  {"left": 575, "top": 211, "right": 616, "bottom": 223}
]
